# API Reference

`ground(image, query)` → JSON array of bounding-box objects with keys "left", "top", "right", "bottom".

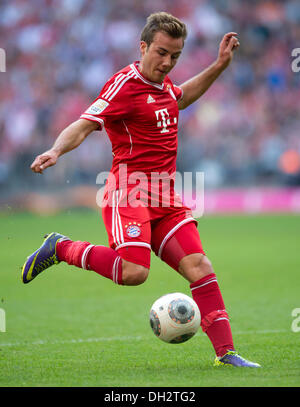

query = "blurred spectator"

[{"left": 0, "top": 0, "right": 300, "bottom": 194}]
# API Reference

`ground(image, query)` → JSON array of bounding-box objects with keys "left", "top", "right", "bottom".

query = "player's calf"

[
  {"left": 121, "top": 260, "right": 149, "bottom": 286},
  {"left": 178, "top": 253, "right": 213, "bottom": 283},
  {"left": 56, "top": 238, "right": 150, "bottom": 286},
  {"left": 56, "top": 239, "right": 125, "bottom": 285},
  {"left": 22, "top": 235, "right": 150, "bottom": 287}
]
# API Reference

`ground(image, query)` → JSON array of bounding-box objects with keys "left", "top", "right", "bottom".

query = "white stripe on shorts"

[
  {"left": 112, "top": 190, "right": 124, "bottom": 247},
  {"left": 116, "top": 190, "right": 124, "bottom": 244},
  {"left": 115, "top": 242, "right": 151, "bottom": 251}
]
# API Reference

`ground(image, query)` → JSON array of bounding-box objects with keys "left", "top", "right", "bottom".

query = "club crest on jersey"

[
  {"left": 147, "top": 94, "right": 156, "bottom": 104},
  {"left": 125, "top": 222, "right": 141, "bottom": 238},
  {"left": 85, "top": 98, "right": 109, "bottom": 115}
]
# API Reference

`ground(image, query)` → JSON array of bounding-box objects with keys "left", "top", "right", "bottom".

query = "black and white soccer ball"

[{"left": 149, "top": 293, "right": 201, "bottom": 344}]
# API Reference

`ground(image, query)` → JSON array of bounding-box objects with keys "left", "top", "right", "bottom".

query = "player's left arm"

[{"left": 177, "top": 32, "right": 240, "bottom": 110}]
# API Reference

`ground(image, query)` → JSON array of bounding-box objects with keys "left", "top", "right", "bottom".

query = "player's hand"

[
  {"left": 217, "top": 32, "right": 240, "bottom": 70},
  {"left": 30, "top": 150, "right": 59, "bottom": 174}
]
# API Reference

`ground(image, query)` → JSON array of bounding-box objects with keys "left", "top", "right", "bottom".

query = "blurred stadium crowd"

[{"left": 0, "top": 0, "right": 300, "bottom": 195}]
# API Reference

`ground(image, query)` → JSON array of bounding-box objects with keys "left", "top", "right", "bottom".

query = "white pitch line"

[
  {"left": 234, "top": 329, "right": 287, "bottom": 335},
  {"left": 0, "top": 329, "right": 288, "bottom": 348},
  {"left": 0, "top": 335, "right": 144, "bottom": 347}
]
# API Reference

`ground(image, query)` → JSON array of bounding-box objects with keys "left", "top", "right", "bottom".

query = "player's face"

[{"left": 139, "top": 31, "right": 183, "bottom": 83}]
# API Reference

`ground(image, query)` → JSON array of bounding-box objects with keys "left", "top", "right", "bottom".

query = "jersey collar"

[{"left": 130, "top": 61, "right": 165, "bottom": 90}]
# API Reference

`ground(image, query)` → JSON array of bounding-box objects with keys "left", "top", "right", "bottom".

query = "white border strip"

[
  {"left": 112, "top": 256, "right": 121, "bottom": 284},
  {"left": 190, "top": 278, "right": 218, "bottom": 291},
  {"left": 112, "top": 190, "right": 124, "bottom": 247},
  {"left": 81, "top": 244, "right": 94, "bottom": 270},
  {"left": 130, "top": 63, "right": 164, "bottom": 90},
  {"left": 214, "top": 317, "right": 229, "bottom": 322},
  {"left": 116, "top": 190, "right": 124, "bottom": 244},
  {"left": 158, "top": 217, "right": 195, "bottom": 258},
  {"left": 102, "top": 73, "right": 124, "bottom": 99},
  {"left": 112, "top": 191, "right": 117, "bottom": 245},
  {"left": 80, "top": 114, "right": 104, "bottom": 129},
  {"left": 115, "top": 242, "right": 151, "bottom": 251},
  {"left": 107, "top": 71, "right": 136, "bottom": 101}
]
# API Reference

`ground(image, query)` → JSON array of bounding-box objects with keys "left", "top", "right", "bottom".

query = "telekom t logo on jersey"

[{"left": 155, "top": 108, "right": 177, "bottom": 133}]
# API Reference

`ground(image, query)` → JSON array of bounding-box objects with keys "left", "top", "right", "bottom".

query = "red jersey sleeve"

[
  {"left": 80, "top": 72, "right": 133, "bottom": 130},
  {"left": 173, "top": 84, "right": 183, "bottom": 101},
  {"left": 165, "top": 76, "right": 183, "bottom": 102}
]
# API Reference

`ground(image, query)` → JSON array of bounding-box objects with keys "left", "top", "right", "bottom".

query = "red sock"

[
  {"left": 56, "top": 240, "right": 123, "bottom": 285},
  {"left": 190, "top": 273, "right": 234, "bottom": 357}
]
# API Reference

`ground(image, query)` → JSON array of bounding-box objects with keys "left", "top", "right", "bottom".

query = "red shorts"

[{"left": 101, "top": 188, "right": 205, "bottom": 270}]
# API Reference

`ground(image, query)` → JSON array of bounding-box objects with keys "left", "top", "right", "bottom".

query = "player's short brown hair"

[{"left": 140, "top": 12, "right": 187, "bottom": 47}]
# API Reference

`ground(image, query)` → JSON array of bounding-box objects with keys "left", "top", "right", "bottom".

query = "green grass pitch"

[{"left": 0, "top": 210, "right": 299, "bottom": 387}]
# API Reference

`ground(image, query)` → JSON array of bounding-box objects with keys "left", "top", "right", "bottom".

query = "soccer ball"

[{"left": 149, "top": 293, "right": 201, "bottom": 344}]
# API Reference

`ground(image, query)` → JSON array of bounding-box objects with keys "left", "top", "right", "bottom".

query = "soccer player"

[{"left": 23, "top": 12, "right": 260, "bottom": 367}]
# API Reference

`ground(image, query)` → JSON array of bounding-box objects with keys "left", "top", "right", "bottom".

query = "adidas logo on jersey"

[{"left": 147, "top": 94, "right": 156, "bottom": 104}]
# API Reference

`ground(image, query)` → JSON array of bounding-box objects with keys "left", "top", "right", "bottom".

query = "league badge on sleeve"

[{"left": 85, "top": 99, "right": 109, "bottom": 115}]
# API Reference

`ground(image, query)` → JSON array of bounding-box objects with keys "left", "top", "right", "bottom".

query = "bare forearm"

[
  {"left": 31, "top": 119, "right": 99, "bottom": 173},
  {"left": 178, "top": 32, "right": 240, "bottom": 110},
  {"left": 52, "top": 120, "right": 93, "bottom": 157},
  {"left": 178, "top": 61, "right": 224, "bottom": 109}
]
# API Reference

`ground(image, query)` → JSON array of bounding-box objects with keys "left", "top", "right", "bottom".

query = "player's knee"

[
  {"left": 179, "top": 253, "right": 214, "bottom": 283},
  {"left": 122, "top": 261, "right": 149, "bottom": 286},
  {"left": 197, "top": 255, "right": 214, "bottom": 277}
]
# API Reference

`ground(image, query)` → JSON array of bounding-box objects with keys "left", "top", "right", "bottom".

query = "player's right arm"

[
  {"left": 30, "top": 119, "right": 99, "bottom": 174},
  {"left": 177, "top": 32, "right": 239, "bottom": 110}
]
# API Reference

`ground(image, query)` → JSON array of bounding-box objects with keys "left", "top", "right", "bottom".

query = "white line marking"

[
  {"left": 0, "top": 335, "right": 144, "bottom": 347},
  {"left": 0, "top": 329, "right": 287, "bottom": 348},
  {"left": 234, "top": 329, "right": 286, "bottom": 335}
]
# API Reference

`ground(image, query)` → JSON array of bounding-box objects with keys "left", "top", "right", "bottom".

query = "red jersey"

[{"left": 80, "top": 61, "right": 183, "bottom": 194}]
